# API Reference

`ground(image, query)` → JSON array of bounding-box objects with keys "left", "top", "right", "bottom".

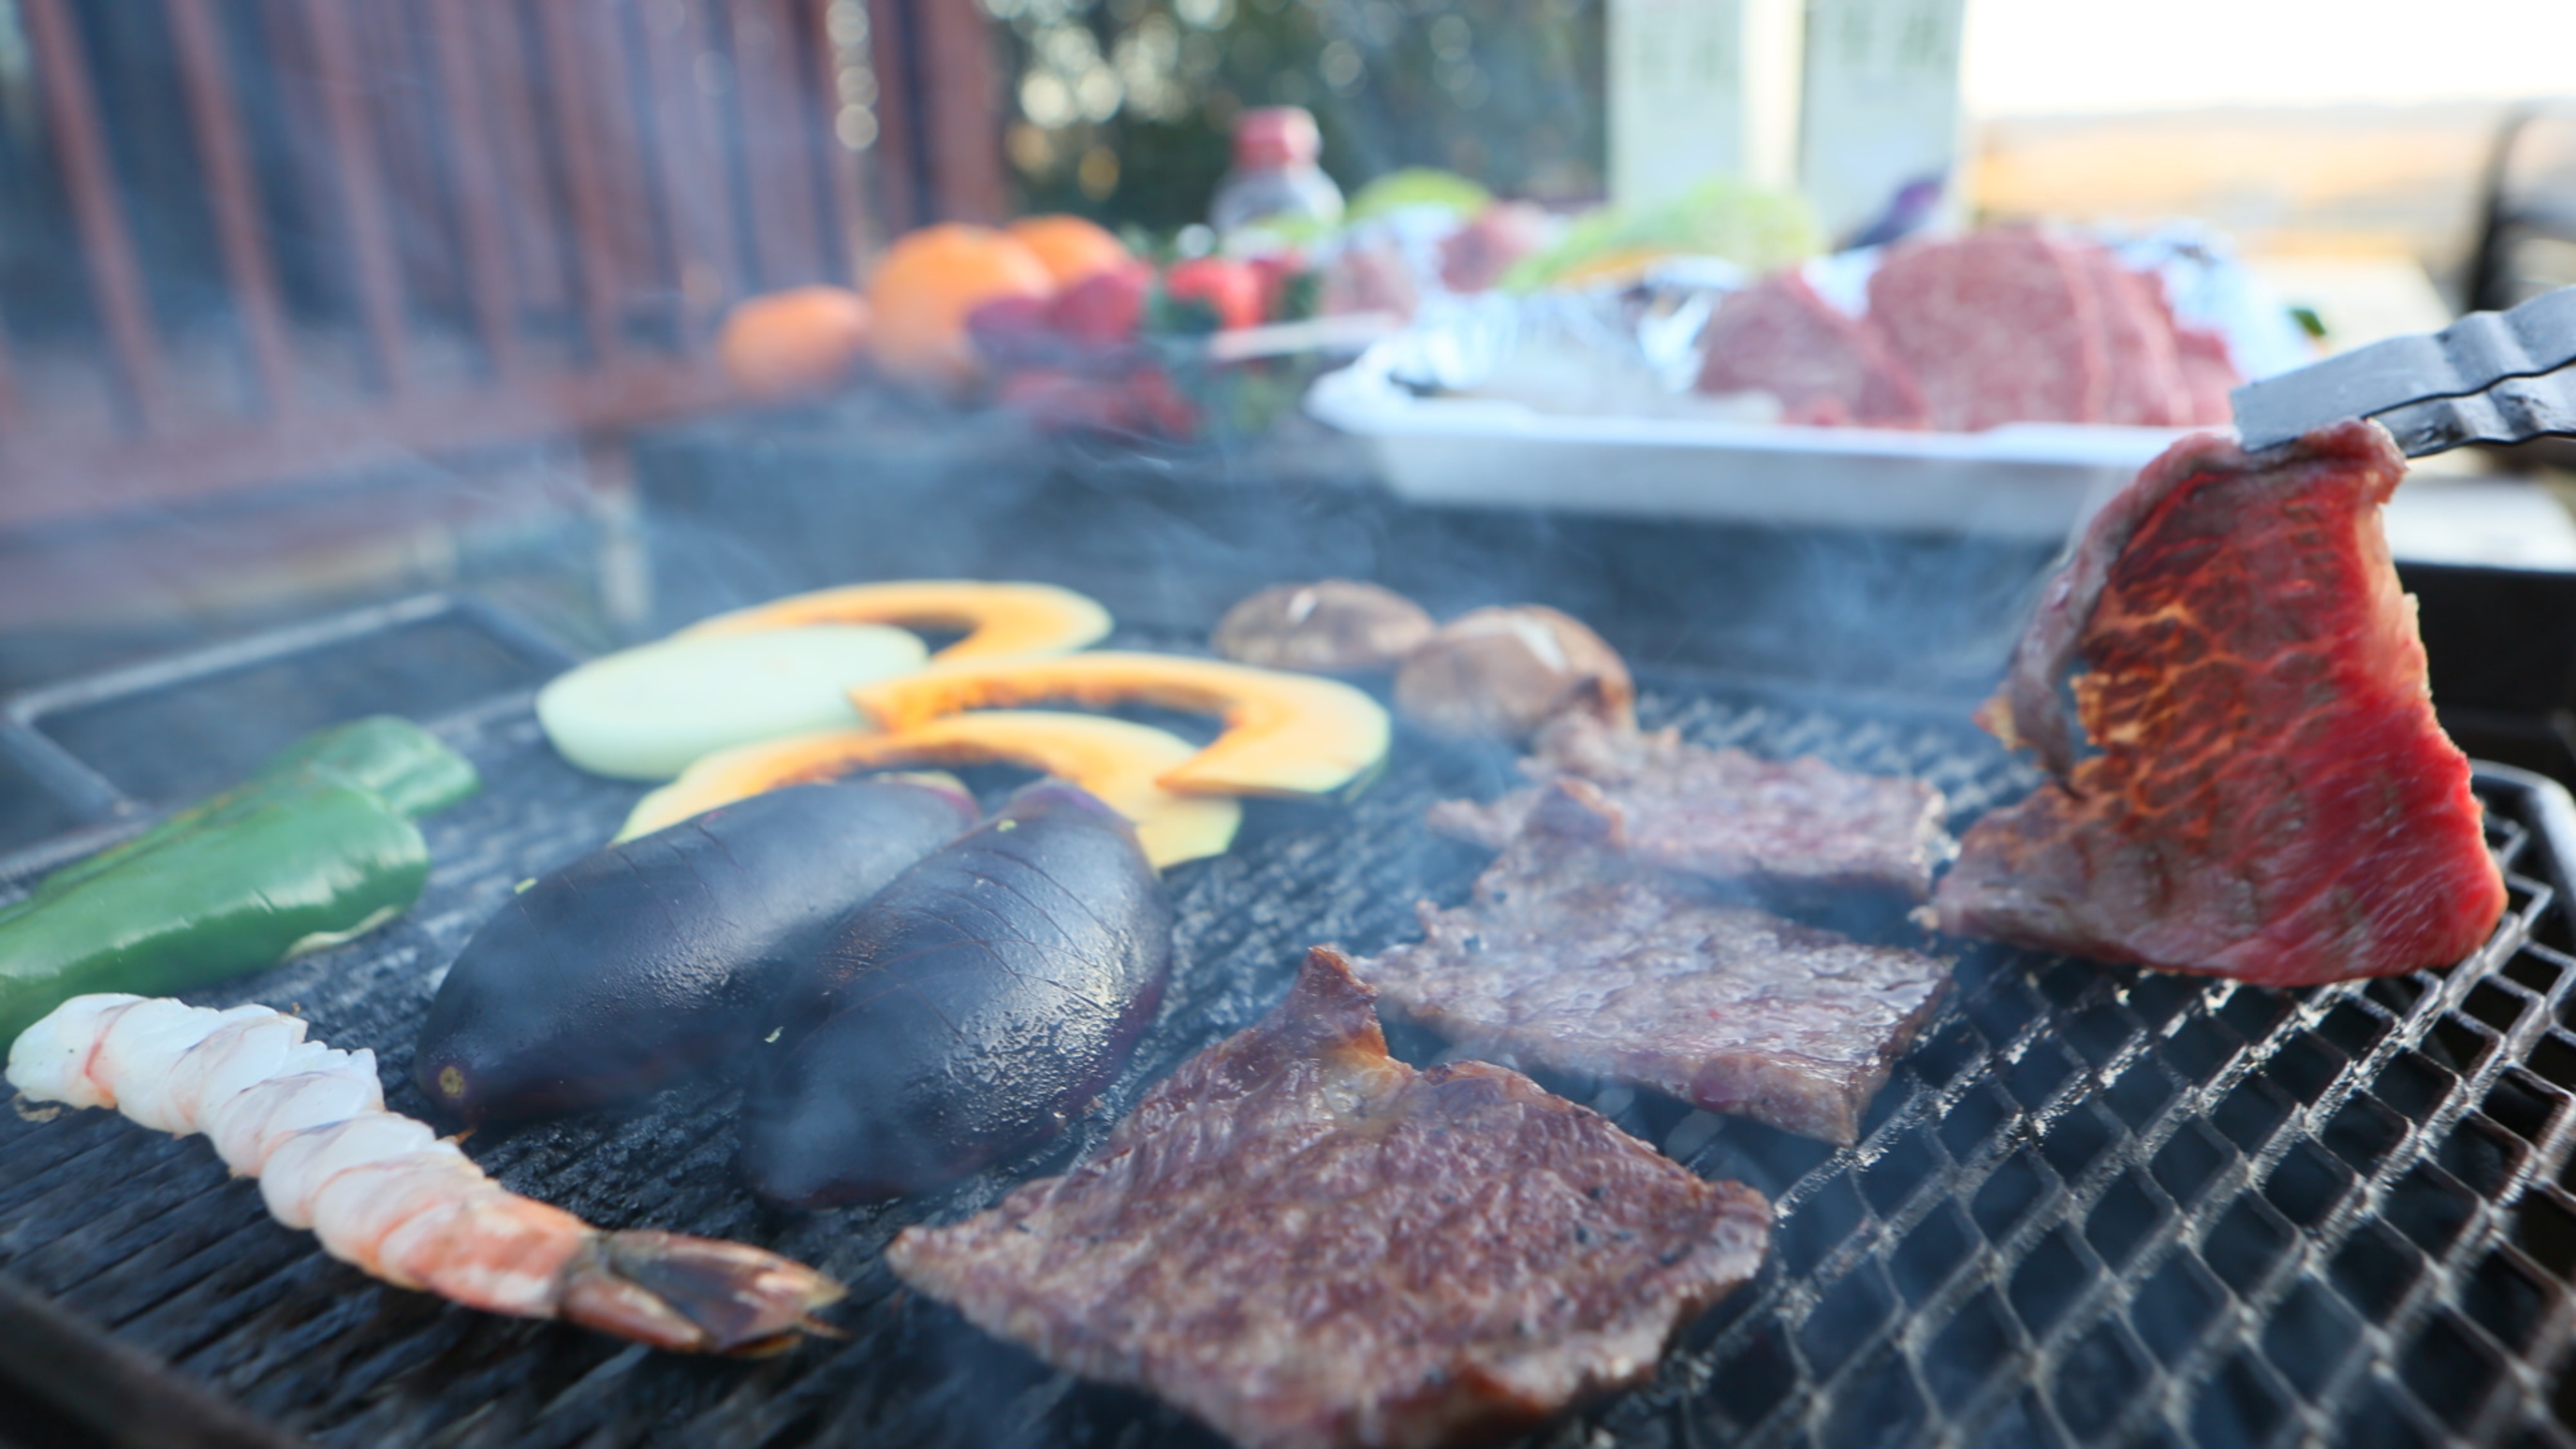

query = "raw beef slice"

[
  {"left": 1696, "top": 270, "right": 1927, "bottom": 427},
  {"left": 1934, "top": 420, "right": 2506, "bottom": 986},
  {"left": 1868, "top": 229, "right": 2110, "bottom": 431},
  {"left": 2077, "top": 247, "right": 2191, "bottom": 427},
  {"left": 886, "top": 947, "right": 1771, "bottom": 1449},
  {"left": 2174, "top": 324, "right": 2242, "bottom": 425}
]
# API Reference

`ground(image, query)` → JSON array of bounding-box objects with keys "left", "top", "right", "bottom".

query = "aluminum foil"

[{"left": 1370, "top": 222, "right": 2312, "bottom": 427}]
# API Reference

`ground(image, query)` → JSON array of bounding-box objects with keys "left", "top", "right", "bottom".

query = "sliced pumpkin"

[
  {"left": 848, "top": 651, "right": 1389, "bottom": 799},
  {"left": 679, "top": 580, "right": 1111, "bottom": 663},
  {"left": 537, "top": 624, "right": 927, "bottom": 781},
  {"left": 617, "top": 711, "right": 1240, "bottom": 869}
]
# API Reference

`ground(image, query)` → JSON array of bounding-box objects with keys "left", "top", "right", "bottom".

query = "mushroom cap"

[
  {"left": 1213, "top": 580, "right": 1436, "bottom": 675},
  {"left": 1393, "top": 605, "right": 1634, "bottom": 741}
]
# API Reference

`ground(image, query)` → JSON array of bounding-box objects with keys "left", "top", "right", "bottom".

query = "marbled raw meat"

[
  {"left": 1378, "top": 781, "right": 1951, "bottom": 1144},
  {"left": 886, "top": 947, "right": 1770, "bottom": 1449},
  {"left": 1427, "top": 713, "right": 1951, "bottom": 901},
  {"left": 1696, "top": 270, "right": 1927, "bottom": 428},
  {"left": 2080, "top": 249, "right": 2191, "bottom": 428},
  {"left": 1868, "top": 229, "right": 2110, "bottom": 431},
  {"left": 1934, "top": 420, "right": 2506, "bottom": 986},
  {"left": 2174, "top": 324, "right": 2243, "bottom": 425}
]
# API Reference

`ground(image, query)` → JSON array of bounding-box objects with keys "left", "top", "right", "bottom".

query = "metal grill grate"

[
  {"left": 1632, "top": 695, "right": 2576, "bottom": 1449},
  {"left": 3, "top": 663, "right": 2574, "bottom": 1448}
]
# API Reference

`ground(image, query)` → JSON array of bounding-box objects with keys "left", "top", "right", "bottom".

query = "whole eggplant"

[
  {"left": 740, "top": 783, "right": 1174, "bottom": 1207},
  {"left": 416, "top": 779, "right": 975, "bottom": 1122}
]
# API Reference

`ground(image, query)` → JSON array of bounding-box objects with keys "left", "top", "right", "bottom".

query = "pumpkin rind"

[
  {"left": 618, "top": 711, "right": 1240, "bottom": 869},
  {"left": 847, "top": 652, "right": 1390, "bottom": 799},
  {"left": 537, "top": 625, "right": 928, "bottom": 781},
  {"left": 679, "top": 580, "right": 1111, "bottom": 663}
]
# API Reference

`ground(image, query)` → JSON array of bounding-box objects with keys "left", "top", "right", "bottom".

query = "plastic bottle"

[{"left": 1208, "top": 108, "right": 1344, "bottom": 235}]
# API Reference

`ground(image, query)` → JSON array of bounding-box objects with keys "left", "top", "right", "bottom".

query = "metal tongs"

[{"left": 2231, "top": 284, "right": 2576, "bottom": 455}]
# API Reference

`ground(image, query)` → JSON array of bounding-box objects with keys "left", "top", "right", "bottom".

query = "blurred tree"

[{"left": 984, "top": 0, "right": 1603, "bottom": 232}]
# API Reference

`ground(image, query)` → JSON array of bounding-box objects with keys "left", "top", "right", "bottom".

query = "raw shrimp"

[{"left": 6, "top": 993, "right": 842, "bottom": 1354}]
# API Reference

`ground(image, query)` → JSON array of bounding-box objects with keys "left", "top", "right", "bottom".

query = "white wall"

[{"left": 1963, "top": 0, "right": 2576, "bottom": 116}]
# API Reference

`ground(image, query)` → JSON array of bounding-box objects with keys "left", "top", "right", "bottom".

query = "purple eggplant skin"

[
  {"left": 415, "top": 780, "right": 976, "bottom": 1124},
  {"left": 739, "top": 783, "right": 1175, "bottom": 1207}
]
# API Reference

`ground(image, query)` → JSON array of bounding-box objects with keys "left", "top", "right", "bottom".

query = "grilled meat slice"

[
  {"left": 1374, "top": 781, "right": 1950, "bottom": 1145},
  {"left": 1428, "top": 713, "right": 1952, "bottom": 901},
  {"left": 1935, "top": 421, "right": 2507, "bottom": 986},
  {"left": 886, "top": 946, "right": 1771, "bottom": 1449}
]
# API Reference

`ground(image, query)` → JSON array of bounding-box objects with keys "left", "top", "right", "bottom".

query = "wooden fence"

[{"left": 0, "top": 0, "right": 1006, "bottom": 530}]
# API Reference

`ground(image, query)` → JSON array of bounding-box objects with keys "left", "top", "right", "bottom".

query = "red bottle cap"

[{"left": 1233, "top": 107, "right": 1321, "bottom": 168}]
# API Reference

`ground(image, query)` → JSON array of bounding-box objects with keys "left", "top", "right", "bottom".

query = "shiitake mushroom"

[
  {"left": 1393, "top": 605, "right": 1634, "bottom": 742},
  {"left": 1212, "top": 580, "right": 1435, "bottom": 675}
]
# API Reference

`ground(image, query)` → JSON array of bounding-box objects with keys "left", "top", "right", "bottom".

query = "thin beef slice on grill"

[
  {"left": 1374, "top": 781, "right": 1952, "bottom": 1145},
  {"left": 1427, "top": 712, "right": 1952, "bottom": 901},
  {"left": 1934, "top": 420, "right": 2507, "bottom": 987},
  {"left": 1695, "top": 269, "right": 1928, "bottom": 428},
  {"left": 886, "top": 946, "right": 1771, "bottom": 1449},
  {"left": 1868, "top": 229, "right": 2110, "bottom": 432}
]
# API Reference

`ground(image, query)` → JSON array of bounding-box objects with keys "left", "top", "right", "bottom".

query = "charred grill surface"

[{"left": 1, "top": 660, "right": 2573, "bottom": 1449}]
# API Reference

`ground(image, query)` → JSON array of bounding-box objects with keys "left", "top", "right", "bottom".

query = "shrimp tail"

[{"left": 560, "top": 1230, "right": 847, "bottom": 1355}]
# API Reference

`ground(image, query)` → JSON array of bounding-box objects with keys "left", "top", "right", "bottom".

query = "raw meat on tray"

[
  {"left": 1427, "top": 712, "right": 1953, "bottom": 901},
  {"left": 1374, "top": 780, "right": 1952, "bottom": 1144},
  {"left": 2174, "top": 324, "right": 2243, "bottom": 423},
  {"left": 1695, "top": 270, "right": 1928, "bottom": 428},
  {"left": 1935, "top": 420, "right": 2508, "bottom": 986},
  {"left": 1695, "top": 227, "right": 2241, "bottom": 432},
  {"left": 1867, "top": 228, "right": 2110, "bottom": 432},
  {"left": 2079, "top": 248, "right": 2193, "bottom": 428},
  {"left": 888, "top": 946, "right": 1771, "bottom": 1449}
]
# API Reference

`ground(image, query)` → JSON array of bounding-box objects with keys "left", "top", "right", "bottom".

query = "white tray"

[{"left": 1306, "top": 342, "right": 2201, "bottom": 541}]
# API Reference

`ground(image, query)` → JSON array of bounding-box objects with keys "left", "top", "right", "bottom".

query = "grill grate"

[{"left": 3, "top": 663, "right": 2574, "bottom": 1449}]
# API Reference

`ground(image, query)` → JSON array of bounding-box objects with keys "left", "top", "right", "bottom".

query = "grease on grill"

[{"left": 3, "top": 673, "right": 2574, "bottom": 1449}]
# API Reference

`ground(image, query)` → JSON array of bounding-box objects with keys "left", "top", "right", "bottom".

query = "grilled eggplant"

[
  {"left": 416, "top": 779, "right": 975, "bottom": 1122},
  {"left": 739, "top": 783, "right": 1174, "bottom": 1207}
]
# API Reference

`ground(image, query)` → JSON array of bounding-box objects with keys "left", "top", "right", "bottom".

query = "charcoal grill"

[{"left": 7, "top": 503, "right": 2576, "bottom": 1449}]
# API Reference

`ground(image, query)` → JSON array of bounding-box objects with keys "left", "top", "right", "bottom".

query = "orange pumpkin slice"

[
  {"left": 680, "top": 580, "right": 1112, "bottom": 664},
  {"left": 618, "top": 711, "right": 1241, "bottom": 869},
  {"left": 849, "top": 652, "right": 1389, "bottom": 799}
]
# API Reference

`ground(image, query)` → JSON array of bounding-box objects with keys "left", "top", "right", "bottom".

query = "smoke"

[{"left": 0, "top": 10, "right": 2084, "bottom": 1443}]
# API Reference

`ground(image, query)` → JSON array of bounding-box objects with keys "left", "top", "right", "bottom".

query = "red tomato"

[
  {"left": 1162, "top": 257, "right": 1265, "bottom": 332},
  {"left": 1245, "top": 252, "right": 1308, "bottom": 324},
  {"left": 1048, "top": 261, "right": 1153, "bottom": 345},
  {"left": 964, "top": 293, "right": 1055, "bottom": 370},
  {"left": 997, "top": 365, "right": 1198, "bottom": 439}
]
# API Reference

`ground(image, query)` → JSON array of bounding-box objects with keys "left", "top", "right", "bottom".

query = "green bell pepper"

[{"left": 0, "top": 716, "right": 479, "bottom": 1046}]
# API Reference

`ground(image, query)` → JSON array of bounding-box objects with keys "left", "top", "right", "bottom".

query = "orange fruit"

[
  {"left": 866, "top": 225, "right": 1055, "bottom": 383},
  {"left": 716, "top": 285, "right": 871, "bottom": 399},
  {"left": 1006, "top": 214, "right": 1133, "bottom": 287}
]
